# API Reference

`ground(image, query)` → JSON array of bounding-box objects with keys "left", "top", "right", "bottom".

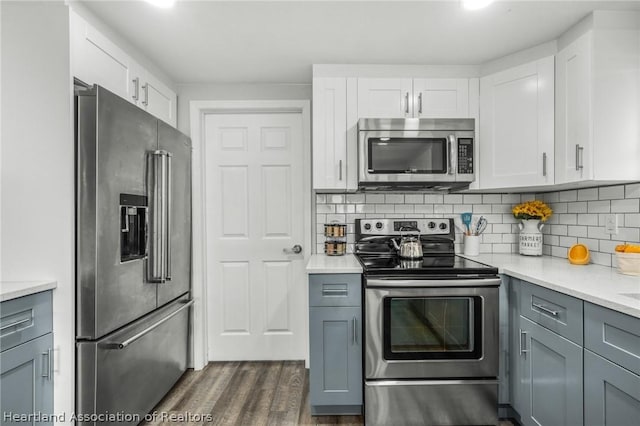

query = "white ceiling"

[{"left": 80, "top": 0, "right": 640, "bottom": 84}]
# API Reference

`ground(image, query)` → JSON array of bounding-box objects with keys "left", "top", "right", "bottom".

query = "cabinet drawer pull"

[
  {"left": 404, "top": 92, "right": 409, "bottom": 114},
  {"left": 41, "top": 348, "right": 52, "bottom": 380},
  {"left": 321, "top": 289, "right": 348, "bottom": 296},
  {"left": 532, "top": 302, "right": 559, "bottom": 317},
  {"left": 575, "top": 144, "right": 584, "bottom": 171},
  {"left": 0, "top": 317, "right": 31, "bottom": 332},
  {"left": 352, "top": 316, "right": 357, "bottom": 345},
  {"left": 519, "top": 329, "right": 528, "bottom": 357}
]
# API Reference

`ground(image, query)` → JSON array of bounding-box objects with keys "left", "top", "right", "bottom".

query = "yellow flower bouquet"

[{"left": 512, "top": 200, "right": 553, "bottom": 222}]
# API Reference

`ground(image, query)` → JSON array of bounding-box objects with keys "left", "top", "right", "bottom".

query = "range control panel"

[
  {"left": 358, "top": 218, "right": 452, "bottom": 236},
  {"left": 458, "top": 138, "right": 474, "bottom": 174}
]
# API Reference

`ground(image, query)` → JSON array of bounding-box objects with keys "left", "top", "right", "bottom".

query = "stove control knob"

[
  {"left": 364, "top": 223, "right": 371, "bottom": 231},
  {"left": 427, "top": 221, "right": 436, "bottom": 229},
  {"left": 439, "top": 222, "right": 448, "bottom": 230},
  {"left": 375, "top": 222, "right": 383, "bottom": 230}
]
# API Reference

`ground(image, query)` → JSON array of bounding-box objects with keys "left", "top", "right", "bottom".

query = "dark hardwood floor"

[{"left": 141, "top": 361, "right": 513, "bottom": 426}]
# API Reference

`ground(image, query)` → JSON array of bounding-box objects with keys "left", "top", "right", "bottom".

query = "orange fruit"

[
  {"left": 623, "top": 245, "right": 640, "bottom": 254},
  {"left": 615, "top": 244, "right": 628, "bottom": 252}
]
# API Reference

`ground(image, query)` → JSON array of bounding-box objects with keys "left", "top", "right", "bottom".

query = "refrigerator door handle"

[
  {"left": 148, "top": 150, "right": 170, "bottom": 283},
  {"left": 102, "top": 300, "right": 194, "bottom": 350},
  {"left": 166, "top": 152, "right": 172, "bottom": 281}
]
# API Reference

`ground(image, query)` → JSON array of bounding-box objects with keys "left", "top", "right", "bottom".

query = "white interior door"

[{"left": 204, "top": 112, "right": 306, "bottom": 360}]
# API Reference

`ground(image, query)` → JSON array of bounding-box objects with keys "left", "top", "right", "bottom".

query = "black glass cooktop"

[{"left": 356, "top": 254, "right": 498, "bottom": 276}]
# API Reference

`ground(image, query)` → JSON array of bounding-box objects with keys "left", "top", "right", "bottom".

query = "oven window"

[
  {"left": 383, "top": 296, "right": 482, "bottom": 360},
  {"left": 368, "top": 138, "right": 447, "bottom": 174}
]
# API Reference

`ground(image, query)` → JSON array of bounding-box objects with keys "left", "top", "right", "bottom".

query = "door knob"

[{"left": 283, "top": 245, "right": 303, "bottom": 254}]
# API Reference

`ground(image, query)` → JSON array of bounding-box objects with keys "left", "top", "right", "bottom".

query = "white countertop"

[
  {"left": 306, "top": 254, "right": 363, "bottom": 274},
  {"left": 0, "top": 281, "right": 57, "bottom": 302},
  {"left": 462, "top": 254, "right": 640, "bottom": 319}
]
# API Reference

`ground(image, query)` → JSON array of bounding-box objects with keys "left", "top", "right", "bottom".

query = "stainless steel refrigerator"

[{"left": 75, "top": 85, "right": 192, "bottom": 424}]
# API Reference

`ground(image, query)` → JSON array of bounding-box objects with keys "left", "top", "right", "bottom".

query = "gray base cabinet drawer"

[
  {"left": 1, "top": 292, "right": 53, "bottom": 352},
  {"left": 309, "top": 274, "right": 361, "bottom": 307},
  {"left": 584, "top": 302, "right": 640, "bottom": 376},
  {"left": 520, "top": 281, "right": 583, "bottom": 345},
  {"left": 584, "top": 349, "right": 640, "bottom": 426},
  {"left": 0, "top": 333, "right": 53, "bottom": 425}
]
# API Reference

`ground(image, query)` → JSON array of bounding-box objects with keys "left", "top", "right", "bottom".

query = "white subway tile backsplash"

[
  {"left": 328, "top": 194, "right": 345, "bottom": 204},
  {"left": 473, "top": 204, "right": 492, "bottom": 213},
  {"left": 567, "top": 225, "right": 588, "bottom": 238},
  {"left": 626, "top": 183, "right": 640, "bottom": 199},
  {"left": 577, "top": 214, "right": 598, "bottom": 226},
  {"left": 365, "top": 193, "right": 385, "bottom": 204},
  {"left": 444, "top": 194, "right": 463, "bottom": 204},
  {"left": 346, "top": 193, "right": 365, "bottom": 204},
  {"left": 464, "top": 194, "right": 483, "bottom": 204},
  {"left": 588, "top": 200, "right": 610, "bottom": 213},
  {"left": 404, "top": 194, "right": 424, "bottom": 204},
  {"left": 577, "top": 188, "right": 599, "bottom": 201},
  {"left": 599, "top": 185, "right": 625, "bottom": 200},
  {"left": 385, "top": 194, "right": 404, "bottom": 204},
  {"left": 611, "top": 199, "right": 639, "bottom": 213},
  {"left": 316, "top": 180, "right": 640, "bottom": 265},
  {"left": 567, "top": 202, "right": 588, "bottom": 213},
  {"left": 424, "top": 194, "right": 444, "bottom": 204},
  {"left": 502, "top": 194, "right": 520, "bottom": 204},
  {"left": 434, "top": 204, "right": 453, "bottom": 214},
  {"left": 558, "top": 190, "right": 578, "bottom": 202},
  {"left": 395, "top": 204, "right": 415, "bottom": 214}
]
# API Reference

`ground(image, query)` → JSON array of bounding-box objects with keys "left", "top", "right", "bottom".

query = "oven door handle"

[{"left": 366, "top": 277, "right": 501, "bottom": 288}]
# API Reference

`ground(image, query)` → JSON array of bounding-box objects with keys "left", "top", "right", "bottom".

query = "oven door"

[{"left": 365, "top": 279, "right": 499, "bottom": 379}]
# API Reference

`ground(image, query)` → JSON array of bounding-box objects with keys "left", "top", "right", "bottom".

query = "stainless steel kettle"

[{"left": 391, "top": 227, "right": 423, "bottom": 259}]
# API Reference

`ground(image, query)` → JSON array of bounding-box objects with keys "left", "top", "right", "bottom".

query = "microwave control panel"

[{"left": 458, "top": 138, "right": 474, "bottom": 174}]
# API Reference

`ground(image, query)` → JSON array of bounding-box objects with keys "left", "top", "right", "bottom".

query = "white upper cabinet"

[
  {"left": 413, "top": 78, "right": 469, "bottom": 118},
  {"left": 357, "top": 78, "right": 414, "bottom": 118},
  {"left": 313, "top": 77, "right": 348, "bottom": 190},
  {"left": 479, "top": 56, "right": 555, "bottom": 189},
  {"left": 70, "top": 10, "right": 177, "bottom": 127},
  {"left": 357, "top": 78, "right": 471, "bottom": 119},
  {"left": 555, "top": 32, "right": 592, "bottom": 184},
  {"left": 555, "top": 13, "right": 640, "bottom": 185}
]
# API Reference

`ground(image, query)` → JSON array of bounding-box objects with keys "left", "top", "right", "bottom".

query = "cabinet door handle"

[
  {"left": 132, "top": 77, "right": 139, "bottom": 101},
  {"left": 339, "top": 160, "right": 343, "bottom": 181},
  {"left": 41, "top": 348, "right": 52, "bottom": 380},
  {"left": 418, "top": 92, "right": 423, "bottom": 114},
  {"left": 352, "top": 316, "right": 357, "bottom": 345},
  {"left": 532, "top": 302, "right": 559, "bottom": 317},
  {"left": 0, "top": 317, "right": 31, "bottom": 332},
  {"left": 142, "top": 83, "right": 149, "bottom": 106},
  {"left": 542, "top": 152, "right": 547, "bottom": 177},
  {"left": 519, "top": 329, "right": 529, "bottom": 357},
  {"left": 575, "top": 144, "right": 584, "bottom": 171},
  {"left": 404, "top": 92, "right": 409, "bottom": 115}
]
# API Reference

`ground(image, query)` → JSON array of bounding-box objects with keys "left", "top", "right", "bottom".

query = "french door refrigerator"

[{"left": 75, "top": 85, "right": 192, "bottom": 424}]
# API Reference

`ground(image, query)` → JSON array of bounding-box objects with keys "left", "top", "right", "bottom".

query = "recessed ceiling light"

[
  {"left": 462, "top": 0, "right": 494, "bottom": 10},
  {"left": 145, "top": 0, "right": 176, "bottom": 8}
]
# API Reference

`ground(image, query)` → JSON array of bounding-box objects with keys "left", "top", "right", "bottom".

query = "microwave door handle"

[{"left": 447, "top": 135, "right": 455, "bottom": 175}]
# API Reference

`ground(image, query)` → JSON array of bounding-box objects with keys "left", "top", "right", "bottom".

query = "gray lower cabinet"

[
  {"left": 518, "top": 316, "right": 583, "bottom": 426},
  {"left": 0, "top": 333, "right": 53, "bottom": 425},
  {"left": 0, "top": 291, "right": 54, "bottom": 426},
  {"left": 308, "top": 273, "right": 362, "bottom": 415},
  {"left": 509, "top": 280, "right": 583, "bottom": 426},
  {"left": 584, "top": 349, "right": 640, "bottom": 426}
]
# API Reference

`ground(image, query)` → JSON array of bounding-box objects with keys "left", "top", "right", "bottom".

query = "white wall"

[
  {"left": 1, "top": 1, "right": 74, "bottom": 422},
  {"left": 177, "top": 83, "right": 311, "bottom": 135}
]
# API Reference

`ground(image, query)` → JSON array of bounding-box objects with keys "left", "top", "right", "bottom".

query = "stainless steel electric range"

[{"left": 355, "top": 218, "right": 500, "bottom": 426}]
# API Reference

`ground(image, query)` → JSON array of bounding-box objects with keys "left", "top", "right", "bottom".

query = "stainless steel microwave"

[{"left": 358, "top": 118, "right": 475, "bottom": 191}]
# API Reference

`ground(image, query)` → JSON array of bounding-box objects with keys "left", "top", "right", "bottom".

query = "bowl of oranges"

[{"left": 614, "top": 244, "right": 640, "bottom": 276}]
